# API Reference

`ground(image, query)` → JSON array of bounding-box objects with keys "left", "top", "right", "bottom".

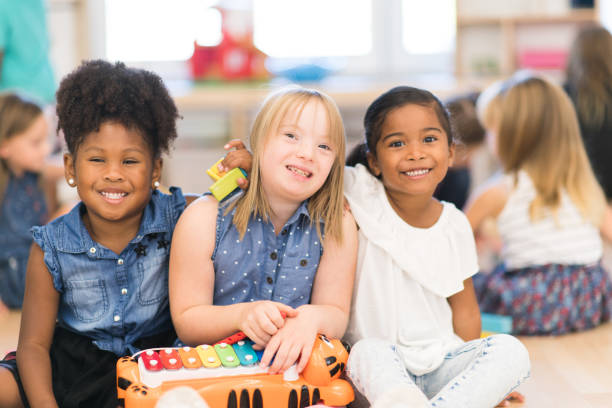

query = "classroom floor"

[{"left": 1, "top": 309, "right": 610, "bottom": 407}]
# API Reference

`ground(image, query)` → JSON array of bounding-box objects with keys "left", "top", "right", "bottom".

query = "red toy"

[{"left": 190, "top": 6, "right": 268, "bottom": 81}]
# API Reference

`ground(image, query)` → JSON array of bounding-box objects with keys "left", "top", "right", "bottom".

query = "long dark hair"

[{"left": 346, "top": 86, "right": 453, "bottom": 173}]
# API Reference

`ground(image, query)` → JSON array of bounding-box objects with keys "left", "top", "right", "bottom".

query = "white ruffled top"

[{"left": 343, "top": 165, "right": 479, "bottom": 375}]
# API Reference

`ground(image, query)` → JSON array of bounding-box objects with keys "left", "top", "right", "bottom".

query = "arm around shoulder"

[{"left": 17, "top": 243, "right": 60, "bottom": 407}]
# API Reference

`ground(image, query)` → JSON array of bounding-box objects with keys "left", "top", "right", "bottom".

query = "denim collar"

[
  {"left": 220, "top": 192, "right": 313, "bottom": 227},
  {"left": 56, "top": 190, "right": 170, "bottom": 254},
  {"left": 285, "top": 200, "right": 312, "bottom": 226}
]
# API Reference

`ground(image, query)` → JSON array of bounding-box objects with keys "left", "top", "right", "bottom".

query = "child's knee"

[{"left": 488, "top": 333, "right": 531, "bottom": 378}]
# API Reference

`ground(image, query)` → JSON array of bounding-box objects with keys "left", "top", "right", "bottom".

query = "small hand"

[
  {"left": 259, "top": 309, "right": 318, "bottom": 374},
  {"left": 219, "top": 139, "right": 252, "bottom": 190},
  {"left": 239, "top": 301, "right": 297, "bottom": 350}
]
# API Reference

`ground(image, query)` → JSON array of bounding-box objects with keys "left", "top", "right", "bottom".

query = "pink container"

[{"left": 518, "top": 50, "right": 568, "bottom": 69}]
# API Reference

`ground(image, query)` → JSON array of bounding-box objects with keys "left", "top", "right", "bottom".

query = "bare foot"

[{"left": 496, "top": 391, "right": 525, "bottom": 406}]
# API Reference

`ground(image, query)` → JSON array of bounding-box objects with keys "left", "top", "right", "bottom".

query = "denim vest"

[
  {"left": 31, "top": 187, "right": 186, "bottom": 356},
  {"left": 212, "top": 197, "right": 323, "bottom": 308},
  {"left": 0, "top": 171, "right": 47, "bottom": 307}
]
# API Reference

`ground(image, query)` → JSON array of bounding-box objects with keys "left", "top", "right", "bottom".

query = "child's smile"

[
  {"left": 99, "top": 188, "right": 128, "bottom": 203},
  {"left": 65, "top": 122, "right": 161, "bottom": 229},
  {"left": 286, "top": 164, "right": 312, "bottom": 179},
  {"left": 370, "top": 104, "right": 454, "bottom": 198},
  {"left": 260, "top": 99, "right": 335, "bottom": 205},
  {"left": 401, "top": 167, "right": 431, "bottom": 178}
]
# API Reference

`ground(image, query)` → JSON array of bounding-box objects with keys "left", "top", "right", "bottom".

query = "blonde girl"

[
  {"left": 0, "top": 93, "right": 62, "bottom": 310},
  {"left": 170, "top": 87, "right": 358, "bottom": 374},
  {"left": 467, "top": 74, "right": 612, "bottom": 335}
]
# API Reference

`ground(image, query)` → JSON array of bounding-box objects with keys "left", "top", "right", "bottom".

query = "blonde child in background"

[
  {"left": 466, "top": 74, "right": 612, "bottom": 335},
  {"left": 0, "top": 92, "right": 64, "bottom": 311},
  {"left": 0, "top": 60, "right": 191, "bottom": 408},
  {"left": 343, "top": 86, "right": 529, "bottom": 408},
  {"left": 170, "top": 87, "right": 358, "bottom": 375}
]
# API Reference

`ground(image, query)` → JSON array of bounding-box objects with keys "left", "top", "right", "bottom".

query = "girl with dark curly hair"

[{"left": 0, "top": 59, "right": 192, "bottom": 408}]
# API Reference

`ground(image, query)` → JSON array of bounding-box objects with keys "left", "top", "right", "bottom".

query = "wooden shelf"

[
  {"left": 455, "top": 1, "right": 600, "bottom": 76},
  {"left": 458, "top": 9, "right": 597, "bottom": 26}
]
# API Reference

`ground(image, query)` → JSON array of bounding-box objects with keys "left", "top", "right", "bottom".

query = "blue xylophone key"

[
  {"left": 255, "top": 348, "right": 264, "bottom": 362},
  {"left": 232, "top": 340, "right": 259, "bottom": 366},
  {"left": 250, "top": 347, "right": 277, "bottom": 366}
]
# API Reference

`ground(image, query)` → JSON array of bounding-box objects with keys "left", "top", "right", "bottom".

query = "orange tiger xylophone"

[{"left": 116, "top": 334, "right": 354, "bottom": 408}]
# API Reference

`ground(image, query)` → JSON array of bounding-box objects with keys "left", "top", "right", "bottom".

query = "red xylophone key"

[
  {"left": 141, "top": 350, "right": 162, "bottom": 371},
  {"left": 159, "top": 348, "right": 183, "bottom": 370}
]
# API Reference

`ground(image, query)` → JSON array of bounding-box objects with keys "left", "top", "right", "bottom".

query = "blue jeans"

[
  {"left": 347, "top": 334, "right": 530, "bottom": 408},
  {"left": 0, "top": 255, "right": 27, "bottom": 308}
]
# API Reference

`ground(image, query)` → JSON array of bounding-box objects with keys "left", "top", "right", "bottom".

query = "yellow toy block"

[
  {"left": 207, "top": 158, "right": 247, "bottom": 201},
  {"left": 206, "top": 158, "right": 226, "bottom": 181}
]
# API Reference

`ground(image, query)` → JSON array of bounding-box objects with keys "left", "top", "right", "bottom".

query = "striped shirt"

[{"left": 498, "top": 171, "right": 602, "bottom": 270}]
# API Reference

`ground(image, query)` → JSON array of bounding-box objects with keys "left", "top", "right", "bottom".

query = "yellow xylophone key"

[
  {"left": 196, "top": 344, "right": 221, "bottom": 368},
  {"left": 178, "top": 346, "right": 202, "bottom": 369}
]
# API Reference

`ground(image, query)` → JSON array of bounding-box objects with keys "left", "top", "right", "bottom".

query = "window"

[
  {"left": 105, "top": 0, "right": 222, "bottom": 62},
  {"left": 253, "top": 0, "right": 372, "bottom": 58},
  {"left": 101, "top": 0, "right": 457, "bottom": 75},
  {"left": 402, "top": 0, "right": 456, "bottom": 54}
]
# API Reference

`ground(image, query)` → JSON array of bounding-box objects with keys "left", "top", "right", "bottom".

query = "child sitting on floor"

[
  {"left": 466, "top": 73, "right": 612, "bottom": 335},
  {"left": 0, "top": 60, "right": 190, "bottom": 408},
  {"left": 343, "top": 86, "right": 529, "bottom": 408},
  {"left": 169, "top": 86, "right": 358, "bottom": 375}
]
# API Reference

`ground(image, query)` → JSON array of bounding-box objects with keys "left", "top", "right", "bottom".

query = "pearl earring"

[
  {"left": 68, "top": 178, "right": 75, "bottom": 186},
  {"left": 154, "top": 181, "right": 160, "bottom": 188}
]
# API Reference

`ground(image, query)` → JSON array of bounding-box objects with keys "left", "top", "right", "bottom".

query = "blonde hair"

[
  {"left": 565, "top": 25, "right": 612, "bottom": 131},
  {"left": 476, "top": 79, "right": 505, "bottom": 130},
  {"left": 0, "top": 92, "right": 44, "bottom": 204},
  {"left": 231, "top": 86, "right": 346, "bottom": 244},
  {"left": 492, "top": 75, "right": 605, "bottom": 225}
]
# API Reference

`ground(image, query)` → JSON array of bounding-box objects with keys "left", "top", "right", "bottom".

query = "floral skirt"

[{"left": 473, "top": 263, "right": 612, "bottom": 335}]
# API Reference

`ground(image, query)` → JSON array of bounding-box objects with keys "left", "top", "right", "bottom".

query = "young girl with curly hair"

[{"left": 0, "top": 60, "right": 189, "bottom": 408}]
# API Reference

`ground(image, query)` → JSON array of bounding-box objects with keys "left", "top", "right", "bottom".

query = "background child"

[
  {"left": 343, "top": 86, "right": 529, "bottom": 408},
  {"left": 0, "top": 60, "right": 186, "bottom": 408},
  {"left": 0, "top": 92, "right": 64, "bottom": 311},
  {"left": 466, "top": 74, "right": 612, "bottom": 335},
  {"left": 434, "top": 92, "right": 486, "bottom": 210},
  {"left": 169, "top": 86, "right": 358, "bottom": 375},
  {"left": 564, "top": 25, "right": 612, "bottom": 200}
]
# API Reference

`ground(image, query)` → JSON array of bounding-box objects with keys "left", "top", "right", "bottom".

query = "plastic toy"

[
  {"left": 207, "top": 158, "right": 247, "bottom": 201},
  {"left": 116, "top": 334, "right": 353, "bottom": 408},
  {"left": 480, "top": 313, "right": 513, "bottom": 338},
  {"left": 189, "top": 5, "right": 268, "bottom": 81}
]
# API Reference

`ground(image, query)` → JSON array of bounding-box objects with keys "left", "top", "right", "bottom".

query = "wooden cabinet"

[{"left": 455, "top": 0, "right": 600, "bottom": 77}]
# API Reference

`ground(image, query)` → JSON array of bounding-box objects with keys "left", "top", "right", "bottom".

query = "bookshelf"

[{"left": 455, "top": 0, "right": 600, "bottom": 77}]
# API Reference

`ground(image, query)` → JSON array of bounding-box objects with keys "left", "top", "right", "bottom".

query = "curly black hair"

[{"left": 56, "top": 60, "right": 179, "bottom": 158}]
